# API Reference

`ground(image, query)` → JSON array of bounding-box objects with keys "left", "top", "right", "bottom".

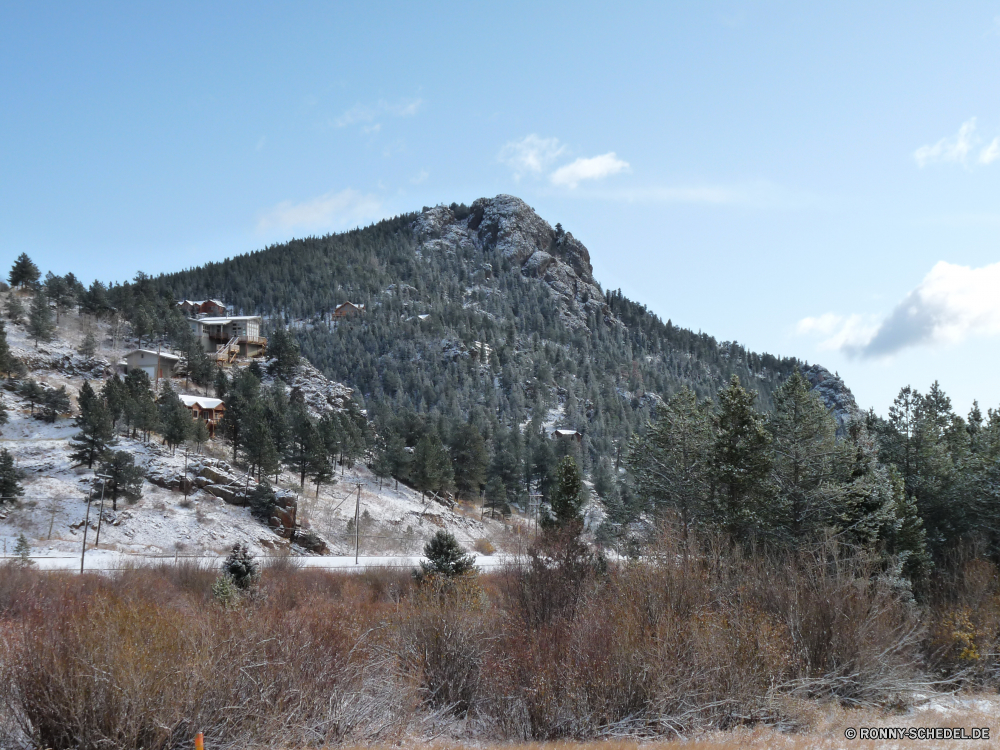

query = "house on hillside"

[
  {"left": 188, "top": 315, "right": 267, "bottom": 363},
  {"left": 122, "top": 349, "right": 180, "bottom": 381},
  {"left": 180, "top": 299, "right": 228, "bottom": 317},
  {"left": 332, "top": 302, "right": 365, "bottom": 319},
  {"left": 179, "top": 395, "right": 225, "bottom": 436},
  {"left": 552, "top": 429, "right": 583, "bottom": 444}
]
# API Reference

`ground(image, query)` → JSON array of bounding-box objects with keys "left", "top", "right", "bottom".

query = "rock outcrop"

[
  {"left": 412, "top": 195, "right": 610, "bottom": 330},
  {"left": 802, "top": 364, "right": 860, "bottom": 436}
]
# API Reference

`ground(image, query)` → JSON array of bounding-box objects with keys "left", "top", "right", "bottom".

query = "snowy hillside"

[{"left": 0, "top": 290, "right": 521, "bottom": 564}]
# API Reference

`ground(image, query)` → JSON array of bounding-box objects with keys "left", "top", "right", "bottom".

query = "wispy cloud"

[
  {"left": 591, "top": 181, "right": 809, "bottom": 208},
  {"left": 255, "top": 136, "right": 266, "bottom": 152},
  {"left": 257, "top": 189, "right": 383, "bottom": 234},
  {"left": 798, "top": 261, "right": 1000, "bottom": 358},
  {"left": 550, "top": 152, "right": 630, "bottom": 188},
  {"left": 980, "top": 137, "right": 1000, "bottom": 164},
  {"left": 498, "top": 135, "right": 567, "bottom": 179},
  {"left": 333, "top": 98, "right": 423, "bottom": 129},
  {"left": 913, "top": 118, "right": 1000, "bottom": 167}
]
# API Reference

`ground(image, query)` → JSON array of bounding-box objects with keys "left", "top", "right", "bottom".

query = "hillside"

[{"left": 155, "top": 195, "right": 841, "bottom": 466}]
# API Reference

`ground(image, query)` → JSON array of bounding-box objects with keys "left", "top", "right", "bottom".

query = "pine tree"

[
  {"left": 268, "top": 326, "right": 300, "bottom": 381},
  {"left": 99, "top": 450, "right": 145, "bottom": 510},
  {"left": 39, "top": 386, "right": 70, "bottom": 422},
  {"left": 4, "top": 294, "right": 25, "bottom": 324},
  {"left": 413, "top": 429, "right": 454, "bottom": 495},
  {"left": 8, "top": 253, "right": 40, "bottom": 289},
  {"left": 222, "top": 543, "right": 259, "bottom": 589},
  {"left": 28, "top": 288, "right": 54, "bottom": 348},
  {"left": 545, "top": 455, "right": 584, "bottom": 528},
  {"left": 70, "top": 381, "right": 116, "bottom": 468},
  {"left": 0, "top": 448, "right": 23, "bottom": 504},
  {"left": 710, "top": 374, "right": 773, "bottom": 538},
  {"left": 769, "top": 372, "right": 848, "bottom": 541},
  {"left": 101, "top": 374, "right": 128, "bottom": 431},
  {"left": 78, "top": 330, "right": 98, "bottom": 358},
  {"left": 16, "top": 379, "right": 44, "bottom": 416},
  {"left": 417, "top": 529, "right": 476, "bottom": 580},
  {"left": 287, "top": 404, "right": 321, "bottom": 488},
  {"left": 157, "top": 382, "right": 191, "bottom": 453},
  {"left": 191, "top": 418, "right": 210, "bottom": 452},
  {"left": 628, "top": 387, "right": 713, "bottom": 539},
  {"left": 13, "top": 534, "right": 34, "bottom": 568},
  {"left": 450, "top": 421, "right": 489, "bottom": 499},
  {"left": 0, "top": 319, "right": 14, "bottom": 379}
]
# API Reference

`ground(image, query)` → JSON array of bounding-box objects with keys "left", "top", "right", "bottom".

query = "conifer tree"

[
  {"left": 3, "top": 294, "right": 24, "bottom": 325},
  {"left": 417, "top": 529, "right": 475, "bottom": 580},
  {"left": 101, "top": 374, "right": 128, "bottom": 431},
  {"left": 0, "top": 320, "right": 13, "bottom": 379},
  {"left": 413, "top": 429, "right": 454, "bottom": 495},
  {"left": 191, "top": 418, "right": 210, "bottom": 452},
  {"left": 99, "top": 450, "right": 144, "bottom": 510},
  {"left": 769, "top": 372, "right": 848, "bottom": 541},
  {"left": 16, "top": 379, "right": 44, "bottom": 416},
  {"left": 450, "top": 421, "right": 489, "bottom": 499},
  {"left": 710, "top": 374, "right": 773, "bottom": 538},
  {"left": 544, "top": 455, "right": 584, "bottom": 528},
  {"left": 628, "top": 387, "right": 713, "bottom": 540},
  {"left": 13, "top": 533, "right": 33, "bottom": 567},
  {"left": 0, "top": 448, "right": 23, "bottom": 504},
  {"left": 157, "top": 382, "right": 191, "bottom": 453},
  {"left": 70, "top": 381, "right": 116, "bottom": 468},
  {"left": 39, "top": 386, "right": 70, "bottom": 422},
  {"left": 28, "top": 288, "right": 54, "bottom": 347},
  {"left": 78, "top": 330, "right": 98, "bottom": 358},
  {"left": 287, "top": 403, "right": 321, "bottom": 488},
  {"left": 8, "top": 253, "right": 40, "bottom": 289},
  {"left": 268, "top": 326, "right": 300, "bottom": 382}
]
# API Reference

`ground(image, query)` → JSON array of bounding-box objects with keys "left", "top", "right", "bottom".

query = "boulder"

[
  {"left": 205, "top": 484, "right": 242, "bottom": 504},
  {"left": 199, "top": 466, "right": 236, "bottom": 485},
  {"left": 295, "top": 529, "right": 329, "bottom": 554}
]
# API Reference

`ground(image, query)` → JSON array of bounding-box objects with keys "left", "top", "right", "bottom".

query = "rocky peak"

[
  {"left": 413, "top": 195, "right": 608, "bottom": 330},
  {"left": 801, "top": 363, "right": 860, "bottom": 436}
]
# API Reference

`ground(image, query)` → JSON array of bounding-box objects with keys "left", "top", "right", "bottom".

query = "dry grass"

[{"left": 1, "top": 528, "right": 999, "bottom": 748}]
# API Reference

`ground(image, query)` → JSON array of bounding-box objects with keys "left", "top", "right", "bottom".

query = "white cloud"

[
  {"left": 550, "top": 152, "right": 630, "bottom": 188},
  {"left": 333, "top": 98, "right": 423, "bottom": 128},
  {"left": 914, "top": 118, "right": 979, "bottom": 167},
  {"left": 980, "top": 137, "right": 1000, "bottom": 164},
  {"left": 257, "top": 189, "right": 383, "bottom": 234},
  {"left": 798, "top": 260, "right": 1000, "bottom": 358},
  {"left": 498, "top": 135, "right": 567, "bottom": 179},
  {"left": 255, "top": 136, "right": 266, "bottom": 151},
  {"left": 410, "top": 169, "right": 429, "bottom": 184}
]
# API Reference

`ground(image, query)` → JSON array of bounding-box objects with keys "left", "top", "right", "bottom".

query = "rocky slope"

[{"left": 414, "top": 195, "right": 608, "bottom": 330}]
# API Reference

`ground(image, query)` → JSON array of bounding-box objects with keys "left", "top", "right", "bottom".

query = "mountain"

[{"left": 153, "top": 195, "right": 841, "bottom": 463}]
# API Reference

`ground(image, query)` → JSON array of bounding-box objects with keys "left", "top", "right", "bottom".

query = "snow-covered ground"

[{"left": 0, "top": 294, "right": 528, "bottom": 565}]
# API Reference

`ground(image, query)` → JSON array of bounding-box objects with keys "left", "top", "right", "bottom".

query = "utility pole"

[
  {"left": 80, "top": 486, "right": 93, "bottom": 574},
  {"left": 354, "top": 483, "right": 361, "bottom": 565},
  {"left": 93, "top": 473, "right": 112, "bottom": 547}
]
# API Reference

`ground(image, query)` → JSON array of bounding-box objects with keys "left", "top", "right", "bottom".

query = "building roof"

[
  {"left": 125, "top": 349, "right": 180, "bottom": 362},
  {"left": 553, "top": 429, "right": 583, "bottom": 438},
  {"left": 179, "top": 395, "right": 224, "bottom": 410},
  {"left": 335, "top": 302, "right": 365, "bottom": 311},
  {"left": 189, "top": 316, "right": 261, "bottom": 324}
]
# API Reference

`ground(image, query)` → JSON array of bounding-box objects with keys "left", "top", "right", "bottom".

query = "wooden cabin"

[
  {"left": 332, "top": 302, "right": 365, "bottom": 319},
  {"left": 179, "top": 395, "right": 225, "bottom": 436},
  {"left": 180, "top": 299, "right": 229, "bottom": 317}
]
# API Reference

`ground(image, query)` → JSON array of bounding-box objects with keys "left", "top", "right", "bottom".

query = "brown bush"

[{"left": 0, "top": 569, "right": 408, "bottom": 749}]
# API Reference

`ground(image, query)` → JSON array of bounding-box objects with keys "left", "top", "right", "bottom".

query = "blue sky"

[{"left": 3, "top": 2, "right": 1000, "bottom": 416}]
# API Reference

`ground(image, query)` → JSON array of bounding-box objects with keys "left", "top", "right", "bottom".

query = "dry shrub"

[
  {"left": 473, "top": 538, "right": 496, "bottom": 555},
  {"left": 0, "top": 571, "right": 408, "bottom": 749},
  {"left": 924, "top": 555, "right": 1000, "bottom": 682},
  {"left": 397, "top": 574, "right": 496, "bottom": 714}
]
